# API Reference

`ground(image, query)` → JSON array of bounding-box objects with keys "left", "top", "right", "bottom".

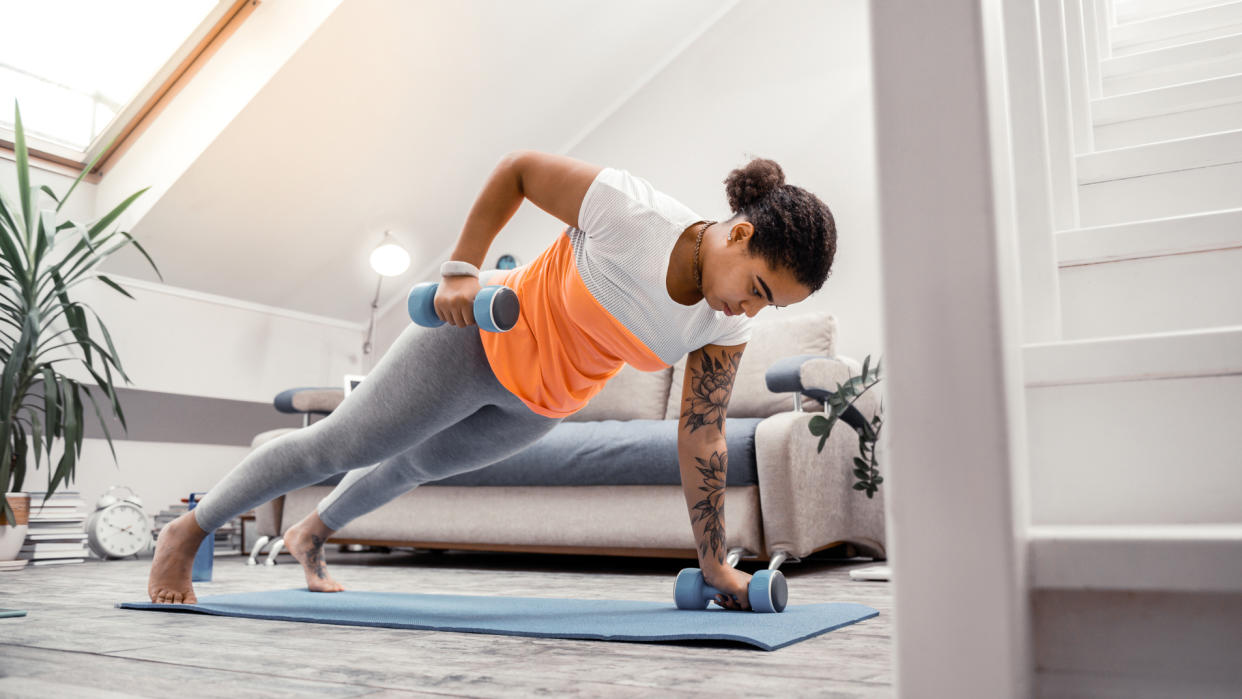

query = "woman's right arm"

[{"left": 437, "top": 151, "right": 603, "bottom": 327}]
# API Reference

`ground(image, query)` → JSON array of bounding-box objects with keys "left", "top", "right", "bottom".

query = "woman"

[{"left": 147, "top": 151, "right": 836, "bottom": 611}]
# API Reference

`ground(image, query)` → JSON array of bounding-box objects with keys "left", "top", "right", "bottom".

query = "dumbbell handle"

[
  {"left": 674, "top": 567, "right": 787, "bottom": 613},
  {"left": 407, "top": 281, "right": 519, "bottom": 333}
]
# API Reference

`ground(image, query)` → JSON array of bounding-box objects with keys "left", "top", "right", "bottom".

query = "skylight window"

[{"left": 0, "top": 0, "right": 225, "bottom": 162}]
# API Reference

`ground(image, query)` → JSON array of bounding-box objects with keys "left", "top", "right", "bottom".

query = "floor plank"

[{"left": 0, "top": 548, "right": 894, "bottom": 697}]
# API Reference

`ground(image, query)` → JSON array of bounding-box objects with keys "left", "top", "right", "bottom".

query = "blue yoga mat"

[{"left": 120, "top": 588, "right": 878, "bottom": 651}]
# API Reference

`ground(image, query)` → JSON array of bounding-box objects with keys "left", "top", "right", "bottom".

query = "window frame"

[{"left": 0, "top": 0, "right": 259, "bottom": 182}]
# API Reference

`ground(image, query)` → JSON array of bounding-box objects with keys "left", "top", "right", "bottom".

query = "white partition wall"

[{"left": 870, "top": 1, "right": 1033, "bottom": 696}]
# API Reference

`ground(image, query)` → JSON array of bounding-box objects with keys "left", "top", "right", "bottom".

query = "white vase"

[{"left": 1, "top": 492, "right": 30, "bottom": 561}]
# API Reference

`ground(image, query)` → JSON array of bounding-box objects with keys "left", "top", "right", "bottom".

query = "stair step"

[
  {"left": 1094, "top": 72, "right": 1242, "bottom": 124},
  {"left": 1116, "top": 0, "right": 1230, "bottom": 24},
  {"left": 1078, "top": 128, "right": 1242, "bottom": 182},
  {"left": 1024, "top": 324, "right": 1242, "bottom": 386},
  {"left": 1093, "top": 73, "right": 1242, "bottom": 148},
  {"left": 1076, "top": 129, "right": 1242, "bottom": 225},
  {"left": 1111, "top": 0, "right": 1242, "bottom": 56},
  {"left": 1058, "top": 247, "right": 1242, "bottom": 339},
  {"left": 1103, "top": 32, "right": 1242, "bottom": 95},
  {"left": 1056, "top": 207, "right": 1242, "bottom": 265},
  {"left": 1096, "top": 100, "right": 1242, "bottom": 149},
  {"left": 1029, "top": 524, "right": 1242, "bottom": 592},
  {"left": 1056, "top": 210, "right": 1242, "bottom": 339},
  {"left": 1023, "top": 327, "right": 1242, "bottom": 526}
]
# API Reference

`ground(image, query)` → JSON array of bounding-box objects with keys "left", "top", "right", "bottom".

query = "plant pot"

[{"left": 0, "top": 492, "right": 30, "bottom": 561}]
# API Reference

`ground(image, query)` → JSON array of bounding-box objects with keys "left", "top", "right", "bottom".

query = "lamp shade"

[{"left": 370, "top": 242, "right": 410, "bottom": 276}]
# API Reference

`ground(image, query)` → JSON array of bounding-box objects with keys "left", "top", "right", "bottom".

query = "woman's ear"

[{"left": 729, "top": 221, "right": 755, "bottom": 242}]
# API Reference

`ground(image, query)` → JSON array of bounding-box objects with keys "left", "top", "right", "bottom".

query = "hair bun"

[{"left": 724, "top": 157, "right": 786, "bottom": 212}]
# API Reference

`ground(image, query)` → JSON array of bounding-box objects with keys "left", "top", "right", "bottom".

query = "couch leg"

[
  {"left": 247, "top": 536, "right": 271, "bottom": 566},
  {"left": 768, "top": 550, "right": 789, "bottom": 571},
  {"left": 726, "top": 547, "right": 748, "bottom": 568},
  {"left": 264, "top": 537, "right": 285, "bottom": 566}
]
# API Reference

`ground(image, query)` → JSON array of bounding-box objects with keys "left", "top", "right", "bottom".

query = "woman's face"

[{"left": 705, "top": 222, "right": 812, "bottom": 318}]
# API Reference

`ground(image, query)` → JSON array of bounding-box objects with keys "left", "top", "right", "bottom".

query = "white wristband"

[{"left": 440, "top": 260, "right": 480, "bottom": 278}]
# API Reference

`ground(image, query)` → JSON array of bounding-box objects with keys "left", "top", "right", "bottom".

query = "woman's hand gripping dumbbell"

[
  {"left": 675, "top": 566, "right": 788, "bottom": 613},
  {"left": 408, "top": 275, "right": 521, "bottom": 333}
]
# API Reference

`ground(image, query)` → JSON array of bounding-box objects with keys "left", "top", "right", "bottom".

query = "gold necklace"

[{"left": 693, "top": 220, "right": 716, "bottom": 293}]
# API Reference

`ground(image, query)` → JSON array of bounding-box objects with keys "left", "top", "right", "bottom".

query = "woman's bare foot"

[
  {"left": 282, "top": 511, "right": 345, "bottom": 593},
  {"left": 147, "top": 510, "right": 208, "bottom": 604}
]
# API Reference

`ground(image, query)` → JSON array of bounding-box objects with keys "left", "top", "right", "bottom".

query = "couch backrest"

[
  {"left": 563, "top": 363, "right": 673, "bottom": 422},
  {"left": 664, "top": 311, "right": 838, "bottom": 419},
  {"left": 563, "top": 310, "right": 838, "bottom": 422}
]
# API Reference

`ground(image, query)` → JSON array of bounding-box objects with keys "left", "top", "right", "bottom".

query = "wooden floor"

[{"left": 0, "top": 547, "right": 894, "bottom": 697}]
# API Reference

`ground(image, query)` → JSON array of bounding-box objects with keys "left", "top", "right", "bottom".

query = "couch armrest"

[
  {"left": 765, "top": 354, "right": 879, "bottom": 428},
  {"left": 253, "top": 495, "right": 284, "bottom": 538},
  {"left": 274, "top": 387, "right": 345, "bottom": 415},
  {"left": 753, "top": 407, "right": 887, "bottom": 560}
]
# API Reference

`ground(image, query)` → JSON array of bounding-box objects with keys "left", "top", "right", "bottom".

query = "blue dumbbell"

[
  {"left": 674, "top": 567, "right": 788, "bottom": 613},
  {"left": 407, "top": 282, "right": 520, "bottom": 333}
]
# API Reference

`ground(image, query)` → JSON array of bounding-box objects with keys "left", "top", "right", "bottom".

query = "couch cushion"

[
  {"left": 665, "top": 311, "right": 838, "bottom": 420},
  {"left": 563, "top": 363, "right": 673, "bottom": 422},
  {"left": 313, "top": 418, "right": 763, "bottom": 488}
]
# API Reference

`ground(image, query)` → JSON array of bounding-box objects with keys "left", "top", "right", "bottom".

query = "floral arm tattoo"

[
  {"left": 690, "top": 450, "right": 728, "bottom": 564},
  {"left": 680, "top": 345, "right": 744, "bottom": 566},
  {"left": 681, "top": 349, "right": 742, "bottom": 434}
]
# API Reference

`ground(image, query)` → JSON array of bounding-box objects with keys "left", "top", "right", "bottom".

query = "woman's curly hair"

[{"left": 723, "top": 157, "right": 836, "bottom": 294}]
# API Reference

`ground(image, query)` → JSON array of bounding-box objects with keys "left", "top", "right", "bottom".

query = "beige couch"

[{"left": 250, "top": 311, "right": 885, "bottom": 569}]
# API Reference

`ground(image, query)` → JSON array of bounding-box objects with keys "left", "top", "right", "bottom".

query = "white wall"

[
  {"left": 95, "top": 0, "right": 343, "bottom": 233},
  {"left": 0, "top": 158, "right": 96, "bottom": 224},
  {"left": 49, "top": 278, "right": 363, "bottom": 519},
  {"left": 372, "top": 0, "right": 882, "bottom": 366},
  {"left": 3, "top": 151, "right": 363, "bottom": 521},
  {"left": 8, "top": 0, "right": 883, "bottom": 523}
]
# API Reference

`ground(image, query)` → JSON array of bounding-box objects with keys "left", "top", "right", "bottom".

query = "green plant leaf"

[
  {"left": 34, "top": 209, "right": 57, "bottom": 267},
  {"left": 1, "top": 313, "right": 34, "bottom": 418},
  {"left": 12, "top": 421, "right": 27, "bottom": 491},
  {"left": 86, "top": 187, "right": 148, "bottom": 240},
  {"left": 114, "top": 230, "right": 163, "bottom": 282},
  {"left": 26, "top": 406, "right": 42, "bottom": 472},
  {"left": 96, "top": 275, "right": 134, "bottom": 300},
  {"left": 808, "top": 414, "right": 829, "bottom": 436},
  {"left": 56, "top": 132, "right": 120, "bottom": 215},
  {"left": 80, "top": 358, "right": 126, "bottom": 433},
  {"left": 13, "top": 102, "right": 35, "bottom": 241},
  {"left": 80, "top": 383, "right": 118, "bottom": 464},
  {"left": 853, "top": 483, "right": 867, "bottom": 490},
  {"left": 0, "top": 191, "right": 22, "bottom": 250},
  {"left": 0, "top": 436, "right": 11, "bottom": 508},
  {"left": 73, "top": 302, "right": 131, "bottom": 385},
  {"left": 0, "top": 208, "right": 29, "bottom": 282},
  {"left": 38, "top": 186, "right": 61, "bottom": 206},
  {"left": 43, "top": 367, "right": 60, "bottom": 442}
]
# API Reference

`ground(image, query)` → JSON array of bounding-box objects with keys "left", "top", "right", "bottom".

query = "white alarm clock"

[{"left": 86, "top": 485, "right": 152, "bottom": 559}]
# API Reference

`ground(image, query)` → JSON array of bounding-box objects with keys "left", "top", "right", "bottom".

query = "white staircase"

[{"left": 1023, "top": 1, "right": 1242, "bottom": 695}]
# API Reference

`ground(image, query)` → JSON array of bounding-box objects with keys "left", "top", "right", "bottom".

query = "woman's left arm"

[{"left": 676, "top": 342, "right": 753, "bottom": 610}]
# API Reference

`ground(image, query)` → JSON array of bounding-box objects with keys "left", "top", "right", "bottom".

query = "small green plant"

[
  {"left": 807, "top": 355, "right": 884, "bottom": 498},
  {"left": 0, "top": 101, "right": 161, "bottom": 524}
]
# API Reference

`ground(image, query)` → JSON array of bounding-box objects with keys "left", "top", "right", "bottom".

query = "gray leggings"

[{"left": 192, "top": 322, "right": 564, "bottom": 533}]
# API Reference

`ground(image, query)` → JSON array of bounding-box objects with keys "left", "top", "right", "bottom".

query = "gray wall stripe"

[{"left": 80, "top": 386, "right": 306, "bottom": 447}]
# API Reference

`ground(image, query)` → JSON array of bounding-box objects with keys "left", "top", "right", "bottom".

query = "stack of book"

[{"left": 20, "top": 490, "right": 89, "bottom": 566}]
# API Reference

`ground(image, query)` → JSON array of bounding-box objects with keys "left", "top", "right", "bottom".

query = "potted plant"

[
  {"left": 808, "top": 355, "right": 884, "bottom": 498},
  {"left": 0, "top": 102, "right": 161, "bottom": 560}
]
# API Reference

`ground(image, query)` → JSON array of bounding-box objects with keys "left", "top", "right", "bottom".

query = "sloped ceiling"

[{"left": 99, "top": 0, "right": 732, "bottom": 322}]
